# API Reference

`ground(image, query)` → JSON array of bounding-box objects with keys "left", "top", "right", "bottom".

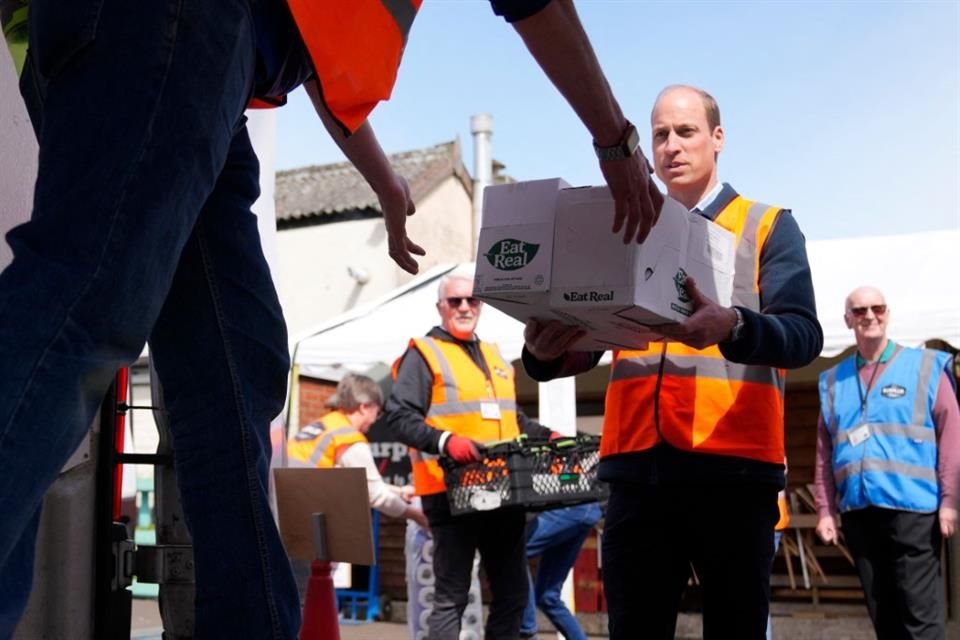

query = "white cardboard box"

[{"left": 474, "top": 180, "right": 735, "bottom": 350}]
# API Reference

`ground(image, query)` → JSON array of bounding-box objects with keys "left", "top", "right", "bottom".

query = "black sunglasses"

[
  {"left": 445, "top": 296, "right": 481, "bottom": 308},
  {"left": 849, "top": 304, "right": 887, "bottom": 317}
]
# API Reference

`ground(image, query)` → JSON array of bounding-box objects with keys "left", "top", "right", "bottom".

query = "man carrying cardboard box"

[
  {"left": 385, "top": 267, "right": 557, "bottom": 640},
  {"left": 523, "top": 85, "right": 823, "bottom": 639}
]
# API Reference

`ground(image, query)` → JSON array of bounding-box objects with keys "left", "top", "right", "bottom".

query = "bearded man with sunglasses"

[
  {"left": 385, "top": 267, "right": 555, "bottom": 640},
  {"left": 814, "top": 286, "right": 960, "bottom": 639}
]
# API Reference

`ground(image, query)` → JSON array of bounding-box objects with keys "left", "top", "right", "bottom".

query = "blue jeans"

[
  {"left": 0, "top": 0, "right": 299, "bottom": 637},
  {"left": 521, "top": 503, "right": 602, "bottom": 640}
]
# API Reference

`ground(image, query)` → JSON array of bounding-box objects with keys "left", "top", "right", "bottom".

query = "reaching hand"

[
  {"left": 940, "top": 506, "right": 957, "bottom": 538},
  {"left": 816, "top": 515, "right": 838, "bottom": 545},
  {"left": 377, "top": 173, "right": 426, "bottom": 275},
  {"left": 651, "top": 276, "right": 738, "bottom": 350},
  {"left": 405, "top": 505, "right": 430, "bottom": 531},
  {"left": 601, "top": 151, "right": 664, "bottom": 244},
  {"left": 444, "top": 435, "right": 482, "bottom": 464},
  {"left": 524, "top": 318, "right": 585, "bottom": 362}
]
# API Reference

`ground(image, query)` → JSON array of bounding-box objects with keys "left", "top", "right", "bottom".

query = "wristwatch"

[
  {"left": 594, "top": 121, "right": 640, "bottom": 161},
  {"left": 729, "top": 307, "right": 745, "bottom": 342}
]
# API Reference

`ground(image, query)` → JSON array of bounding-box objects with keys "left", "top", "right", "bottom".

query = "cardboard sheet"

[{"left": 273, "top": 467, "right": 375, "bottom": 564}]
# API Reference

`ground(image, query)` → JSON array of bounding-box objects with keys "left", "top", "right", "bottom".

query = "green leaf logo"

[{"left": 484, "top": 239, "right": 540, "bottom": 271}]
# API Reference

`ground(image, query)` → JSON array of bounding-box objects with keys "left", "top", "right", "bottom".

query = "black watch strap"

[{"left": 594, "top": 121, "right": 640, "bottom": 161}]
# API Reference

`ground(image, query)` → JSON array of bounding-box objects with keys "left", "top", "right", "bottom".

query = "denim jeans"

[
  {"left": 0, "top": 0, "right": 300, "bottom": 637},
  {"left": 520, "top": 503, "right": 602, "bottom": 640}
]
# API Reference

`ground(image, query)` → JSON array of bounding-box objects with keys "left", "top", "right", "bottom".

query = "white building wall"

[
  {"left": 0, "top": 43, "right": 36, "bottom": 269},
  {"left": 275, "top": 176, "right": 473, "bottom": 337}
]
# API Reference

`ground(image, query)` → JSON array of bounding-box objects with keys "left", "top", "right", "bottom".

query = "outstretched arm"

[
  {"left": 304, "top": 79, "right": 425, "bottom": 274},
  {"left": 508, "top": 0, "right": 663, "bottom": 243}
]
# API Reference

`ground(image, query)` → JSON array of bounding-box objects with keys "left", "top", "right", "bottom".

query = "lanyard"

[{"left": 855, "top": 361, "right": 882, "bottom": 420}]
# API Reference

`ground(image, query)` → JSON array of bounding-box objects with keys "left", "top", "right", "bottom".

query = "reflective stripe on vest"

[
  {"left": 820, "top": 347, "right": 948, "bottom": 513},
  {"left": 285, "top": 0, "right": 422, "bottom": 133},
  {"left": 398, "top": 336, "right": 521, "bottom": 495},
  {"left": 287, "top": 410, "right": 366, "bottom": 469},
  {"left": 602, "top": 196, "right": 787, "bottom": 464}
]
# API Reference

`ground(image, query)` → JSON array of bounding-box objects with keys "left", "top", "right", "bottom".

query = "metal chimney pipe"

[{"left": 470, "top": 114, "right": 493, "bottom": 257}]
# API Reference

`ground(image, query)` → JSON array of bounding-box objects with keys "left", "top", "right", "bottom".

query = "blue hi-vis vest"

[{"left": 820, "top": 345, "right": 953, "bottom": 514}]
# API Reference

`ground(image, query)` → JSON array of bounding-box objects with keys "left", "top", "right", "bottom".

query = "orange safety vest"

[
  {"left": 602, "top": 196, "right": 787, "bottom": 465},
  {"left": 393, "top": 337, "right": 521, "bottom": 496},
  {"left": 259, "top": 0, "right": 422, "bottom": 134},
  {"left": 287, "top": 410, "right": 367, "bottom": 468},
  {"left": 775, "top": 490, "right": 790, "bottom": 531}
]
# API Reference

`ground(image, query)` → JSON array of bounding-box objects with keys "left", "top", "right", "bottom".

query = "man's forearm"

[
  {"left": 305, "top": 79, "right": 396, "bottom": 193},
  {"left": 511, "top": 0, "right": 625, "bottom": 146}
]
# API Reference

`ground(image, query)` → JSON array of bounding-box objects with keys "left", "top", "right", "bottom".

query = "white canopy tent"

[
  {"left": 291, "top": 229, "right": 960, "bottom": 379},
  {"left": 807, "top": 229, "right": 959, "bottom": 357}
]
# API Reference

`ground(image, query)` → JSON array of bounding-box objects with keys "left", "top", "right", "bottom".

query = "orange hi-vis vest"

[
  {"left": 287, "top": 410, "right": 367, "bottom": 469},
  {"left": 393, "top": 337, "right": 521, "bottom": 496},
  {"left": 603, "top": 196, "right": 787, "bottom": 465},
  {"left": 775, "top": 490, "right": 790, "bottom": 531},
  {"left": 275, "top": 0, "right": 422, "bottom": 133},
  {"left": 775, "top": 458, "right": 791, "bottom": 530}
]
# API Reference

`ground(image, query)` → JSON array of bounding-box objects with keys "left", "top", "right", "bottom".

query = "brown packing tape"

[{"left": 273, "top": 467, "right": 375, "bottom": 564}]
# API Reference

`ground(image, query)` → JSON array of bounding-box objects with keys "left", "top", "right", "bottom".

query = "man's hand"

[
  {"left": 524, "top": 318, "right": 585, "bottom": 362},
  {"left": 508, "top": 1, "right": 663, "bottom": 243},
  {"left": 602, "top": 151, "right": 665, "bottom": 244},
  {"left": 940, "top": 506, "right": 957, "bottom": 538},
  {"left": 377, "top": 173, "right": 426, "bottom": 275},
  {"left": 444, "top": 435, "right": 482, "bottom": 464},
  {"left": 651, "top": 277, "right": 738, "bottom": 350},
  {"left": 816, "top": 515, "right": 839, "bottom": 545}
]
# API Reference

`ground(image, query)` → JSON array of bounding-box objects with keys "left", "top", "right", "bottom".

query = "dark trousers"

[
  {"left": 602, "top": 481, "right": 779, "bottom": 640},
  {"left": 842, "top": 507, "right": 945, "bottom": 640},
  {"left": 428, "top": 507, "right": 528, "bottom": 640}
]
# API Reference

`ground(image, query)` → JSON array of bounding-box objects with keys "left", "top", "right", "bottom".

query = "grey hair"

[
  {"left": 325, "top": 373, "right": 383, "bottom": 411},
  {"left": 437, "top": 265, "right": 476, "bottom": 300}
]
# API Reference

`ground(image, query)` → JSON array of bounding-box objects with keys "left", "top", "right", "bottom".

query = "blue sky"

[{"left": 275, "top": 1, "right": 959, "bottom": 241}]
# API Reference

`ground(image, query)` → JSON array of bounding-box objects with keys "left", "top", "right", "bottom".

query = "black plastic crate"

[{"left": 440, "top": 435, "right": 607, "bottom": 515}]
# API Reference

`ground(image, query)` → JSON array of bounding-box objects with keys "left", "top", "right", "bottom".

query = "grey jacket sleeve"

[
  {"left": 384, "top": 349, "right": 445, "bottom": 454},
  {"left": 720, "top": 210, "right": 823, "bottom": 369}
]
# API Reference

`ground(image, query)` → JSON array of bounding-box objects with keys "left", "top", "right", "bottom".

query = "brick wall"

[{"left": 298, "top": 377, "right": 336, "bottom": 428}]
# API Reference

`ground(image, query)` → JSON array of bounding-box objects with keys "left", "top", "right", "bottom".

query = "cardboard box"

[{"left": 474, "top": 180, "right": 735, "bottom": 350}]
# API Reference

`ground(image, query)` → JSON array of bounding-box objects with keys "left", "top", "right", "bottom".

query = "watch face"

[{"left": 624, "top": 125, "right": 640, "bottom": 155}]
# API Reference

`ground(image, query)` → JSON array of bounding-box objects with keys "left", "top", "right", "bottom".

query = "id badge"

[
  {"left": 480, "top": 401, "right": 501, "bottom": 420},
  {"left": 847, "top": 424, "right": 871, "bottom": 447}
]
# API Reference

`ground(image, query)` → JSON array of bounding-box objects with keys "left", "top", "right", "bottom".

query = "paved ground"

[{"left": 130, "top": 597, "right": 885, "bottom": 639}]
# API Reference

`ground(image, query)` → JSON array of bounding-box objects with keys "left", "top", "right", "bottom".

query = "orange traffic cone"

[{"left": 299, "top": 559, "right": 340, "bottom": 640}]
